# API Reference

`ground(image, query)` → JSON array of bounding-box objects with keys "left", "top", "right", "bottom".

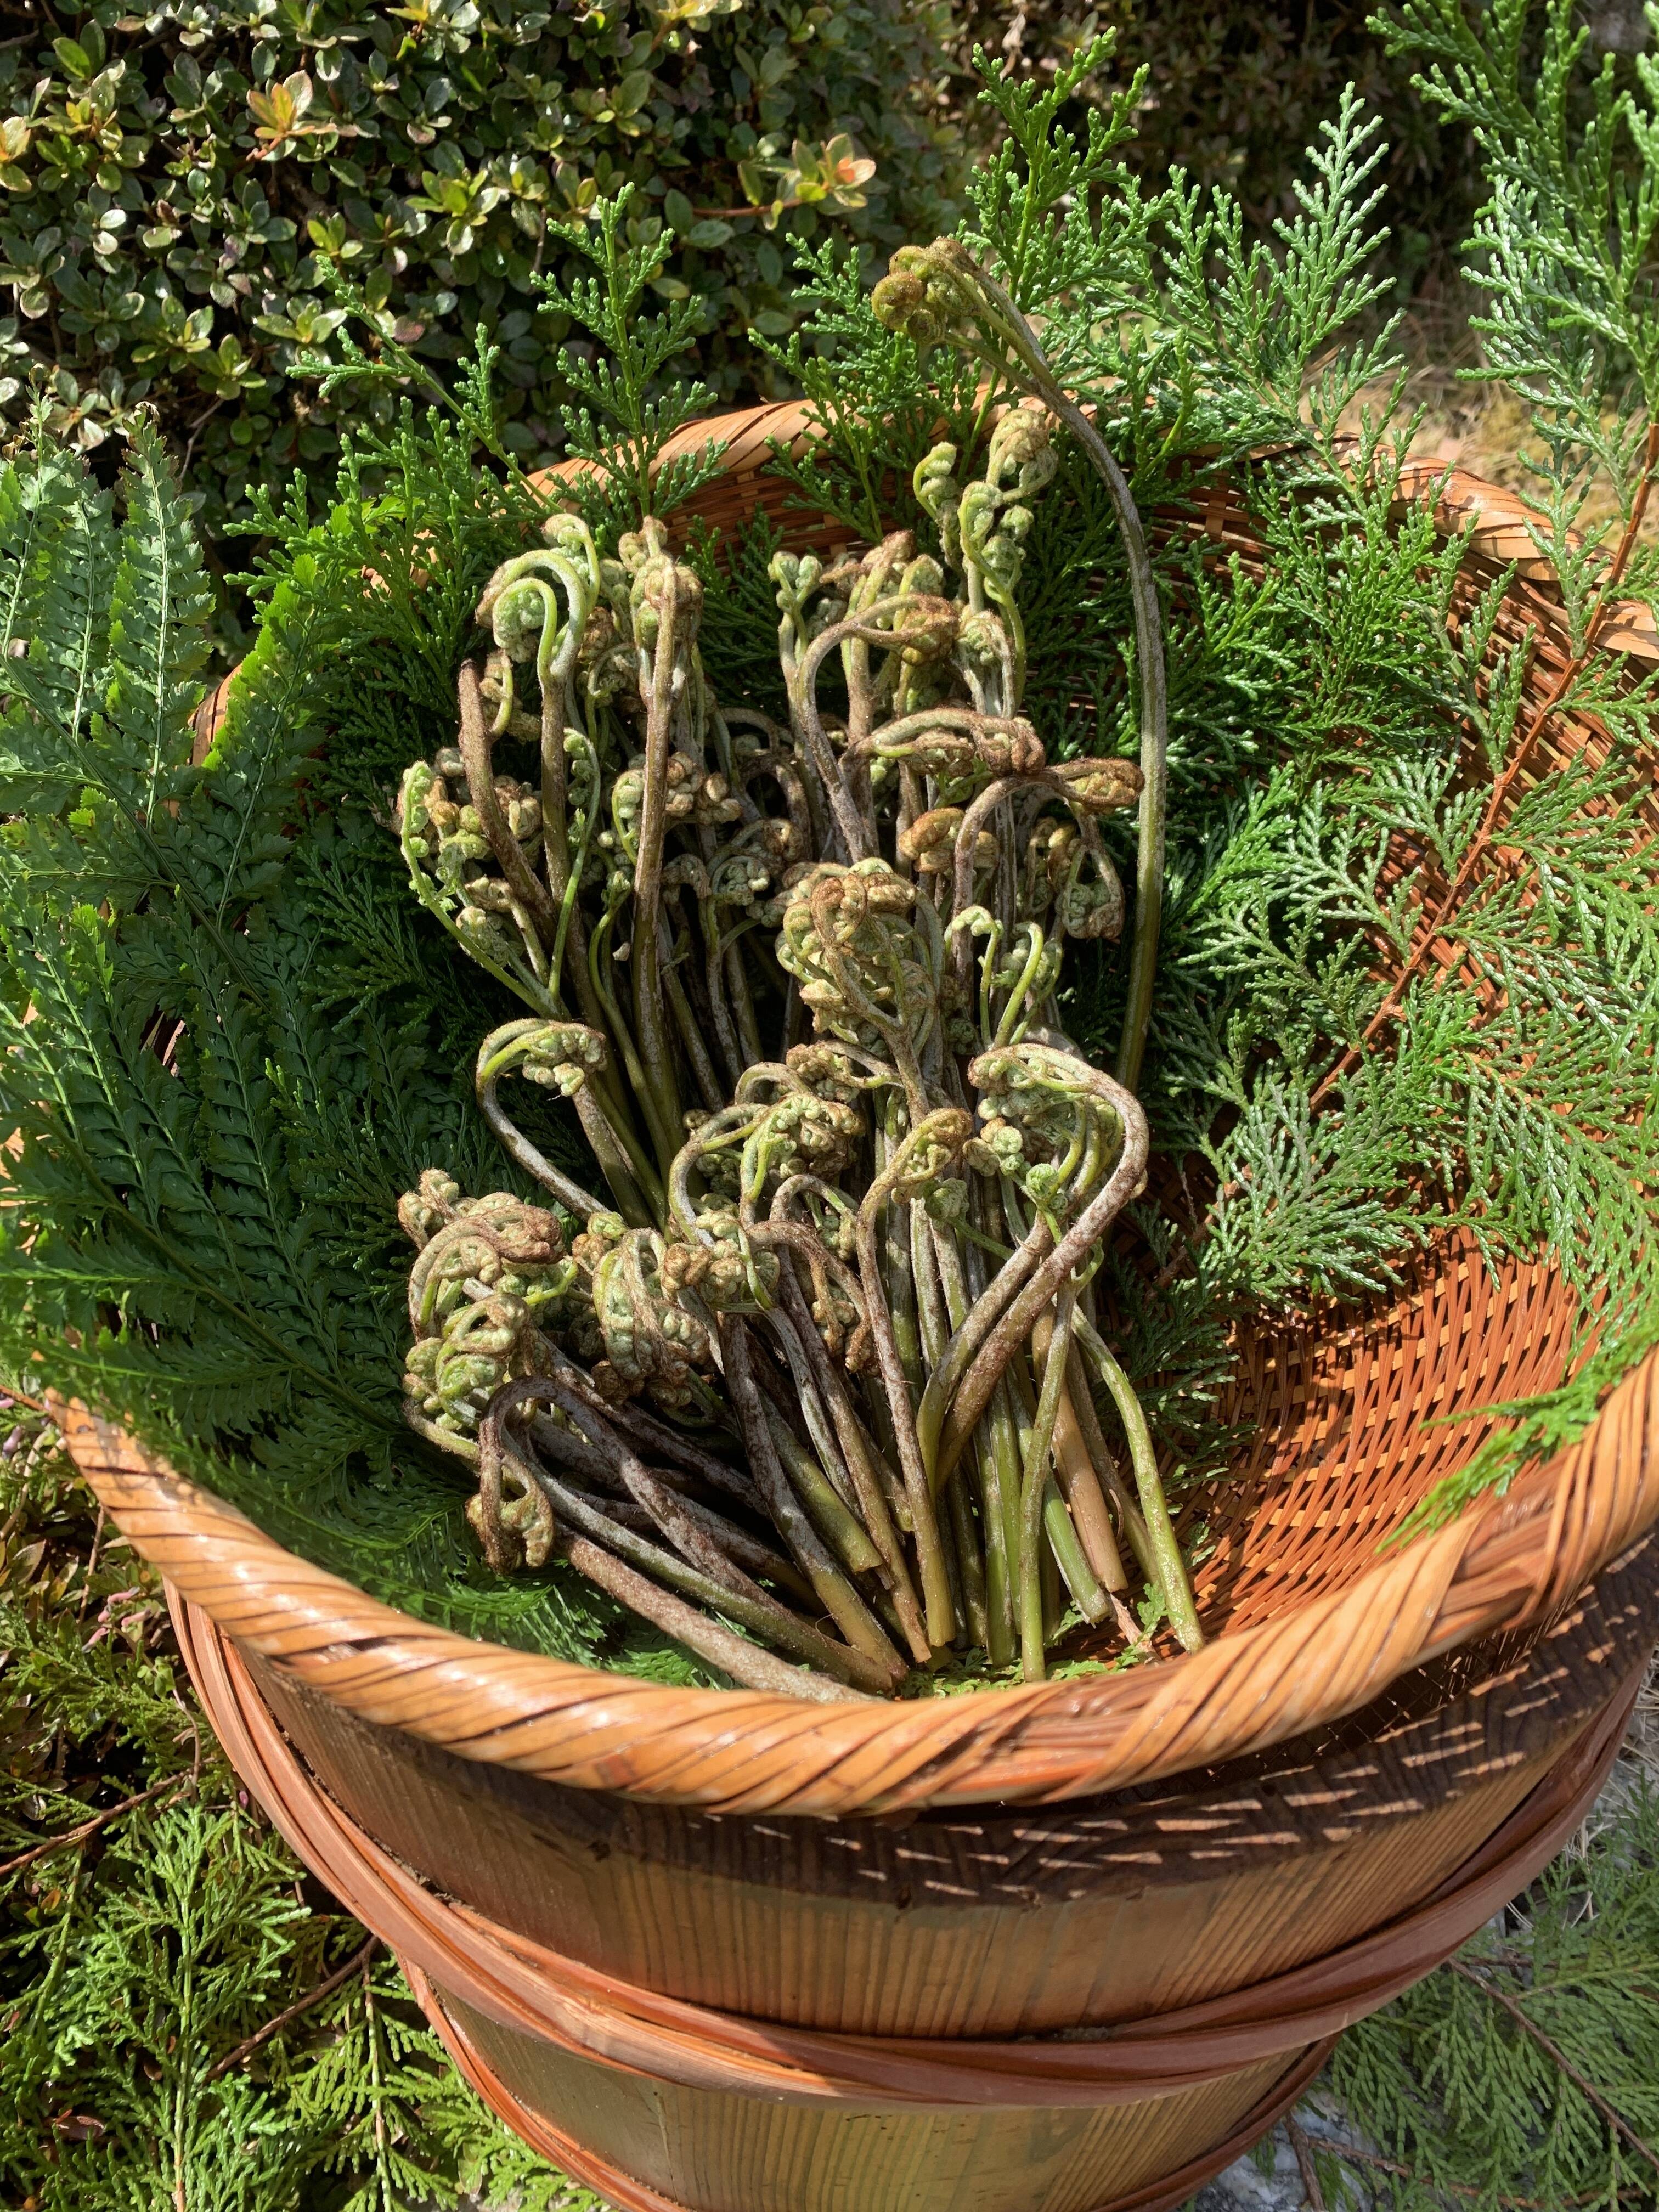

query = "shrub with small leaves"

[{"left": 0, "top": 0, "right": 960, "bottom": 544}]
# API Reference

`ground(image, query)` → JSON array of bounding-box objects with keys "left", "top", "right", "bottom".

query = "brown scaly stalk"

[
  {"left": 562, "top": 1527, "right": 869, "bottom": 1703},
  {"left": 872, "top": 238, "right": 1170, "bottom": 1092},
  {"left": 718, "top": 1312, "right": 908, "bottom": 1677},
  {"left": 484, "top": 1375, "right": 893, "bottom": 1692},
  {"left": 1018, "top": 1281, "right": 1076, "bottom": 1678},
  {"left": 456, "top": 662, "right": 560, "bottom": 946},
  {"left": 628, "top": 528, "right": 691, "bottom": 1171},
  {"left": 1031, "top": 1307, "right": 1126, "bottom": 1592},
  {"left": 854, "top": 1109, "right": 975, "bottom": 1646},
  {"left": 934, "top": 1056, "right": 1150, "bottom": 1477}
]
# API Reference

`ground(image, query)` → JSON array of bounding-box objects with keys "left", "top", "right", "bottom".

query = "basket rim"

[
  {"left": 524, "top": 397, "right": 1659, "bottom": 660},
  {"left": 64, "top": 421, "right": 1659, "bottom": 1816},
  {"left": 57, "top": 1350, "right": 1659, "bottom": 1816}
]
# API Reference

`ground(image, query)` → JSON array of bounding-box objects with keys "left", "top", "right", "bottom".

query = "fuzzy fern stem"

[{"left": 872, "top": 238, "right": 1170, "bottom": 1092}]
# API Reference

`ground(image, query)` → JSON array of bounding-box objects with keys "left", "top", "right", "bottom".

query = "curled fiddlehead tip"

[
  {"left": 379, "top": 214, "right": 1179, "bottom": 1679},
  {"left": 478, "top": 1018, "right": 610, "bottom": 1099},
  {"left": 875, "top": 1107, "right": 975, "bottom": 1205},
  {"left": 899, "top": 804, "right": 998, "bottom": 878},
  {"left": 870, "top": 242, "right": 981, "bottom": 356},
  {"left": 986, "top": 401, "right": 1056, "bottom": 485},
  {"left": 1048, "top": 757, "right": 1144, "bottom": 814},
  {"left": 398, "top": 1166, "right": 464, "bottom": 1248}
]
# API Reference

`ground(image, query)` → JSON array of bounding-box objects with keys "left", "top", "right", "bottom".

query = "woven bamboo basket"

[{"left": 59, "top": 410, "right": 1659, "bottom": 2212}]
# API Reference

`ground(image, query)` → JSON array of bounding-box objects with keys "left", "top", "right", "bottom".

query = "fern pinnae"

[{"left": 105, "top": 420, "right": 214, "bottom": 827}]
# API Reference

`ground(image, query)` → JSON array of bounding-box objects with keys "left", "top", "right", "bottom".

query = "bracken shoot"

[{"left": 391, "top": 352, "right": 1194, "bottom": 1690}]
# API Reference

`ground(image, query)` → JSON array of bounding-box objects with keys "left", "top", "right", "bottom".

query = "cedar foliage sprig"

[
  {"left": 533, "top": 184, "right": 729, "bottom": 535},
  {"left": 1319, "top": 1773, "right": 1659, "bottom": 2209},
  {"left": 0, "top": 399, "right": 709, "bottom": 1680},
  {"left": 8, "top": 1419, "right": 1659, "bottom": 2209},
  {"left": 0, "top": 1419, "right": 599, "bottom": 2211},
  {"left": 1380, "top": 0, "right": 1659, "bottom": 581}
]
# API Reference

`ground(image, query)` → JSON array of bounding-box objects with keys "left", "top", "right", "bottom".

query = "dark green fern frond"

[{"left": 0, "top": 414, "right": 706, "bottom": 1674}]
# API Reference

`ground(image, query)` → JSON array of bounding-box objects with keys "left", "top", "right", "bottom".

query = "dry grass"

[
  {"left": 1628, "top": 1656, "right": 1659, "bottom": 1785},
  {"left": 1336, "top": 304, "right": 1659, "bottom": 548}
]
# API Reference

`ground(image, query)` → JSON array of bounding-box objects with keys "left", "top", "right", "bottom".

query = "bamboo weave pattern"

[{"left": 407, "top": 1969, "right": 1334, "bottom": 2212}]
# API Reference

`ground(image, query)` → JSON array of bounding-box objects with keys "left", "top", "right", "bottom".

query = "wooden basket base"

[
  {"left": 407, "top": 1961, "right": 1335, "bottom": 2212},
  {"left": 166, "top": 1589, "right": 1643, "bottom": 2212}
]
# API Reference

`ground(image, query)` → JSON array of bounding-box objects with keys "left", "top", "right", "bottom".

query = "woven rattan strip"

[
  {"left": 405, "top": 1971, "right": 1334, "bottom": 2212},
  {"left": 58, "top": 1335, "right": 1659, "bottom": 1815}
]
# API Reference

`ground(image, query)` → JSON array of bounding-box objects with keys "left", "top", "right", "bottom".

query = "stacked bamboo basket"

[{"left": 60, "top": 411, "right": 1659, "bottom": 2212}]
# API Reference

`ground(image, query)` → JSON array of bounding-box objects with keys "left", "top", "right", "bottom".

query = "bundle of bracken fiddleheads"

[{"left": 392, "top": 252, "right": 1202, "bottom": 1697}]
